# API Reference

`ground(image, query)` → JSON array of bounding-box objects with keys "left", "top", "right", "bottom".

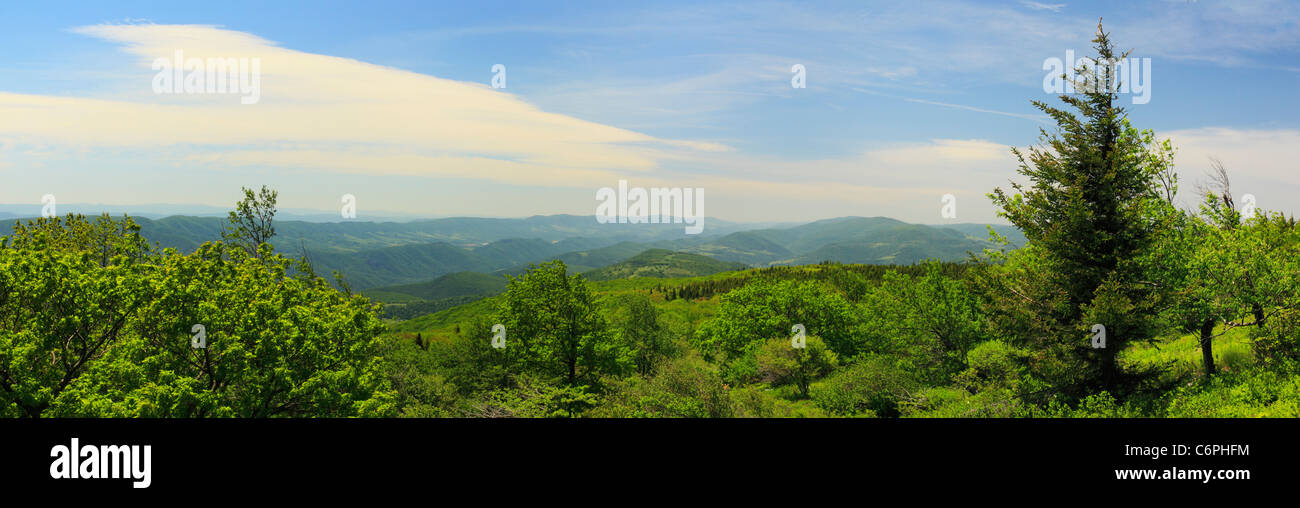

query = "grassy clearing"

[{"left": 1123, "top": 325, "right": 1255, "bottom": 380}]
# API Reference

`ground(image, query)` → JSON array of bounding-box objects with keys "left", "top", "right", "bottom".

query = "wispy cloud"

[
  {"left": 1020, "top": 1, "right": 1065, "bottom": 12},
  {"left": 0, "top": 24, "right": 727, "bottom": 189},
  {"left": 902, "top": 98, "right": 1050, "bottom": 122},
  {"left": 1161, "top": 127, "right": 1300, "bottom": 212}
]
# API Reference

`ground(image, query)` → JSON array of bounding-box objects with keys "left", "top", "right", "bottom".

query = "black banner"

[{"left": 1, "top": 418, "right": 1289, "bottom": 496}]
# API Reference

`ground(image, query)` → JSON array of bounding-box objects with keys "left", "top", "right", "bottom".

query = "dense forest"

[{"left": 3, "top": 25, "right": 1298, "bottom": 418}]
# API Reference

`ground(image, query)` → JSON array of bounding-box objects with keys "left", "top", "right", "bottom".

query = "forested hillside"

[
  {"left": 582, "top": 249, "right": 749, "bottom": 281},
  {"left": 1, "top": 212, "right": 1020, "bottom": 290}
]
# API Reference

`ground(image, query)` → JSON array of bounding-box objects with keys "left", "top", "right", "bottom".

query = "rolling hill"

[
  {"left": 1, "top": 213, "right": 750, "bottom": 254},
  {"left": 3, "top": 212, "right": 1026, "bottom": 293},
  {"left": 656, "top": 217, "right": 1021, "bottom": 266},
  {"left": 364, "top": 247, "right": 746, "bottom": 319},
  {"left": 785, "top": 222, "right": 988, "bottom": 264},
  {"left": 495, "top": 241, "right": 651, "bottom": 275},
  {"left": 364, "top": 271, "right": 508, "bottom": 302},
  {"left": 582, "top": 249, "right": 750, "bottom": 281}
]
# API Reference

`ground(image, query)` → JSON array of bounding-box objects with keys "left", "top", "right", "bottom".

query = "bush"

[
  {"left": 810, "top": 356, "right": 919, "bottom": 417},
  {"left": 860, "top": 261, "right": 988, "bottom": 384},
  {"left": 754, "top": 335, "right": 838, "bottom": 398},
  {"left": 1162, "top": 365, "right": 1300, "bottom": 418},
  {"left": 1018, "top": 392, "right": 1144, "bottom": 418},
  {"left": 728, "top": 386, "right": 829, "bottom": 418},
  {"left": 4, "top": 215, "right": 394, "bottom": 418},
  {"left": 695, "top": 279, "right": 865, "bottom": 361},
  {"left": 590, "top": 357, "right": 733, "bottom": 418},
  {"left": 375, "top": 335, "right": 460, "bottom": 417},
  {"left": 953, "top": 340, "right": 1027, "bottom": 392},
  {"left": 900, "top": 386, "right": 1020, "bottom": 418},
  {"left": 468, "top": 374, "right": 598, "bottom": 418}
]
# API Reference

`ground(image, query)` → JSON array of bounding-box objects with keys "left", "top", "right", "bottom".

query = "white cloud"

[
  {"left": 1020, "top": 2, "right": 1065, "bottom": 12},
  {"left": 0, "top": 24, "right": 725, "bottom": 189},
  {"left": 902, "top": 98, "right": 1049, "bottom": 122},
  {"left": 1162, "top": 127, "right": 1300, "bottom": 213},
  {"left": 697, "top": 128, "right": 1300, "bottom": 223},
  {"left": 627, "top": 137, "right": 1022, "bottom": 223}
]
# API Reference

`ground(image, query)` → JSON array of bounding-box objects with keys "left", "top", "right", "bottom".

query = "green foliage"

[
  {"left": 695, "top": 278, "right": 864, "bottom": 362},
  {"left": 1254, "top": 308, "right": 1300, "bottom": 366},
  {"left": 727, "top": 385, "right": 829, "bottom": 418},
  {"left": 901, "top": 386, "right": 1021, "bottom": 418},
  {"left": 591, "top": 356, "right": 733, "bottom": 418},
  {"left": 0, "top": 223, "right": 155, "bottom": 417},
  {"left": 440, "top": 315, "right": 513, "bottom": 395},
  {"left": 0, "top": 212, "right": 394, "bottom": 418},
  {"left": 222, "top": 185, "right": 278, "bottom": 258},
  {"left": 1026, "top": 392, "right": 1144, "bottom": 418},
  {"left": 809, "top": 356, "right": 919, "bottom": 417},
  {"left": 861, "top": 261, "right": 987, "bottom": 383},
  {"left": 986, "top": 23, "right": 1176, "bottom": 397},
  {"left": 1162, "top": 365, "right": 1300, "bottom": 417},
  {"left": 955, "top": 340, "right": 1029, "bottom": 393},
  {"left": 9, "top": 21, "right": 1300, "bottom": 421},
  {"left": 497, "top": 260, "right": 625, "bottom": 385},
  {"left": 659, "top": 261, "right": 969, "bottom": 303},
  {"left": 582, "top": 249, "right": 748, "bottom": 281},
  {"left": 360, "top": 22, "right": 1300, "bottom": 420},
  {"left": 367, "top": 271, "right": 508, "bottom": 302},
  {"left": 470, "top": 374, "right": 598, "bottom": 418},
  {"left": 1123, "top": 327, "right": 1254, "bottom": 380},
  {"left": 4, "top": 213, "right": 151, "bottom": 265},
  {"left": 754, "top": 336, "right": 838, "bottom": 398},
  {"left": 375, "top": 335, "right": 458, "bottom": 417},
  {"left": 608, "top": 293, "right": 678, "bottom": 375}
]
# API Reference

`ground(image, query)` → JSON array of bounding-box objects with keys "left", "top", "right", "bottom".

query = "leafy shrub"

[
  {"left": 590, "top": 357, "right": 733, "bottom": 418},
  {"left": 860, "top": 261, "right": 988, "bottom": 383},
  {"left": 953, "top": 340, "right": 1028, "bottom": 392},
  {"left": 900, "top": 387, "right": 1020, "bottom": 418},
  {"left": 375, "top": 335, "right": 460, "bottom": 417},
  {"left": 754, "top": 335, "right": 838, "bottom": 398},
  {"left": 469, "top": 374, "right": 598, "bottom": 418},
  {"left": 810, "top": 356, "right": 919, "bottom": 417},
  {"left": 4, "top": 215, "right": 394, "bottom": 418},
  {"left": 695, "top": 279, "right": 864, "bottom": 361},
  {"left": 728, "top": 386, "right": 829, "bottom": 418},
  {"left": 1162, "top": 365, "right": 1300, "bottom": 418}
]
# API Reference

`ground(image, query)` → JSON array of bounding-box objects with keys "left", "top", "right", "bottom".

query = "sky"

[{"left": 0, "top": 0, "right": 1296, "bottom": 224}]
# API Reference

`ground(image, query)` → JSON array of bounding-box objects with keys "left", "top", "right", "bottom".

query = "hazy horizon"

[{"left": 0, "top": 202, "right": 1024, "bottom": 228}]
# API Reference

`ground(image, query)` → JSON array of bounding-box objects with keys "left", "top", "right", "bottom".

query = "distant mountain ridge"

[
  {"left": 1, "top": 213, "right": 750, "bottom": 254},
  {"left": 2, "top": 213, "right": 1025, "bottom": 291},
  {"left": 310, "top": 237, "right": 623, "bottom": 289},
  {"left": 651, "top": 217, "right": 1025, "bottom": 266}
]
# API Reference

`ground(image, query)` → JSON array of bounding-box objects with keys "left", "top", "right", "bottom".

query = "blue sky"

[{"left": 0, "top": 0, "right": 1296, "bottom": 224}]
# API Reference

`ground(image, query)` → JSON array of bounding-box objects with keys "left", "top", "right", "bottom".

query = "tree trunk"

[
  {"left": 1199, "top": 318, "right": 1217, "bottom": 376},
  {"left": 1102, "top": 347, "right": 1117, "bottom": 395},
  {"left": 567, "top": 347, "right": 577, "bottom": 385}
]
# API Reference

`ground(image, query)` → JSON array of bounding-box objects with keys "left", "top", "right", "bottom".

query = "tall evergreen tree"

[{"left": 989, "top": 20, "right": 1176, "bottom": 395}]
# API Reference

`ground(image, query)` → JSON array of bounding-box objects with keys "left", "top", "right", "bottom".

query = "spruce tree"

[{"left": 990, "top": 20, "right": 1176, "bottom": 395}]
